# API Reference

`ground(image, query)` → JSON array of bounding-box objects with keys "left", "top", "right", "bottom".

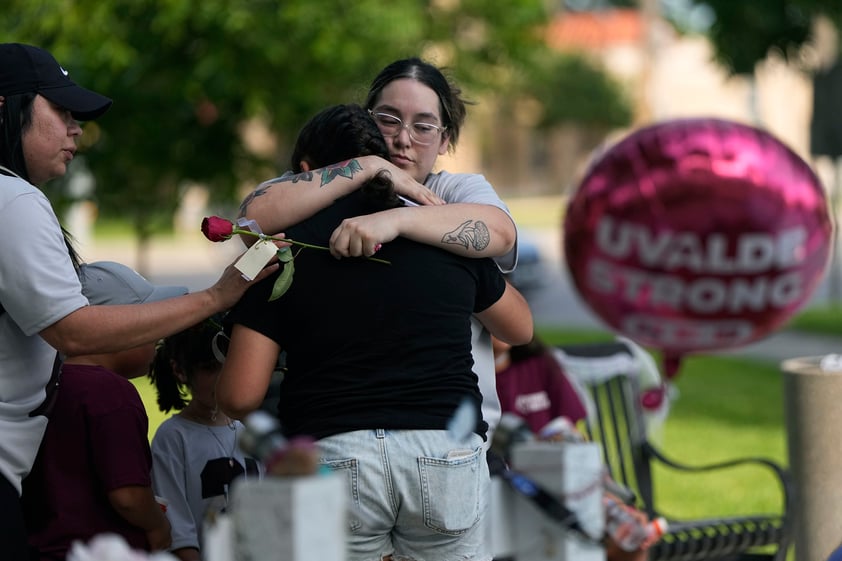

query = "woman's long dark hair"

[
  {"left": 0, "top": 92, "right": 81, "bottom": 268},
  {"left": 0, "top": 93, "right": 33, "bottom": 178}
]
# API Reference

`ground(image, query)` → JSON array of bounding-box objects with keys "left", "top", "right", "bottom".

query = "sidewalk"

[
  {"left": 80, "top": 232, "right": 242, "bottom": 291},
  {"left": 82, "top": 211, "right": 842, "bottom": 369},
  {"left": 717, "top": 329, "right": 842, "bottom": 365}
]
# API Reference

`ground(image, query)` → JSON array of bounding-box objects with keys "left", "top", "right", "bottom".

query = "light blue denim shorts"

[{"left": 317, "top": 429, "right": 491, "bottom": 561}]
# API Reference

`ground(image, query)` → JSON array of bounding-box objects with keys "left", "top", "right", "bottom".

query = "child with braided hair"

[{"left": 148, "top": 316, "right": 261, "bottom": 561}]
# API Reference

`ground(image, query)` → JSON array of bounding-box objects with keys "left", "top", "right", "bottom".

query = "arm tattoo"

[
  {"left": 276, "top": 171, "right": 315, "bottom": 184},
  {"left": 238, "top": 184, "right": 271, "bottom": 217},
  {"left": 319, "top": 159, "right": 363, "bottom": 186},
  {"left": 238, "top": 161, "right": 361, "bottom": 217},
  {"left": 441, "top": 220, "right": 491, "bottom": 252},
  {"left": 238, "top": 170, "right": 316, "bottom": 217}
]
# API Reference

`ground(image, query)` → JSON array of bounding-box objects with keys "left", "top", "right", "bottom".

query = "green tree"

[
  {"left": 580, "top": 1, "right": 842, "bottom": 75},
  {"left": 681, "top": 0, "right": 842, "bottom": 303},
  {"left": 521, "top": 52, "right": 632, "bottom": 129},
  {"left": 685, "top": 0, "right": 842, "bottom": 75},
  {"left": 4, "top": 0, "right": 627, "bottom": 267}
]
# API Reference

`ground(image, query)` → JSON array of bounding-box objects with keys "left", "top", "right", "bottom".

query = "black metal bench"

[{"left": 555, "top": 340, "right": 794, "bottom": 561}]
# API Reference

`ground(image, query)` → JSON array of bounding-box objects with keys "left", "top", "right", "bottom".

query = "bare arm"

[
  {"left": 108, "top": 485, "right": 172, "bottom": 551},
  {"left": 240, "top": 156, "right": 516, "bottom": 260},
  {"left": 328, "top": 203, "right": 516, "bottom": 259},
  {"left": 238, "top": 155, "right": 443, "bottom": 245},
  {"left": 475, "top": 281, "right": 533, "bottom": 346},
  {"left": 216, "top": 324, "right": 280, "bottom": 420},
  {"left": 40, "top": 253, "right": 280, "bottom": 357}
]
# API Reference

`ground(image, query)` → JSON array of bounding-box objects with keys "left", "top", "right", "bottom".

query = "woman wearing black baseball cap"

[
  {"left": 0, "top": 43, "right": 113, "bottom": 122},
  {"left": 0, "top": 43, "right": 280, "bottom": 557}
]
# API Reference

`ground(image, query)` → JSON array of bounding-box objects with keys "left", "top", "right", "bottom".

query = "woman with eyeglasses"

[
  {"left": 238, "top": 57, "right": 527, "bottom": 444},
  {"left": 220, "top": 102, "right": 532, "bottom": 561},
  {"left": 241, "top": 57, "right": 517, "bottom": 266}
]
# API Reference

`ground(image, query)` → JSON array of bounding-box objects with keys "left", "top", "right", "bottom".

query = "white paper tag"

[{"left": 234, "top": 240, "right": 277, "bottom": 281}]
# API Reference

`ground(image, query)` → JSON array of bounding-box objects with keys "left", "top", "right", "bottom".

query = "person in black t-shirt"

[{"left": 218, "top": 103, "right": 532, "bottom": 561}]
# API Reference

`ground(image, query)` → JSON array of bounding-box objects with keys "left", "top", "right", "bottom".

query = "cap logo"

[{"left": 1, "top": 44, "right": 113, "bottom": 120}]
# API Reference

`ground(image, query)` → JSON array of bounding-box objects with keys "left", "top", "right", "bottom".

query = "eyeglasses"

[{"left": 368, "top": 110, "right": 445, "bottom": 146}]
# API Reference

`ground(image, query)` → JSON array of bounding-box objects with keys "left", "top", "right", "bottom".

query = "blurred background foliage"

[
  {"left": 5, "top": 0, "right": 622, "bottom": 243},
  {"left": 4, "top": 0, "right": 842, "bottom": 253},
  {"left": 695, "top": 0, "right": 842, "bottom": 75}
]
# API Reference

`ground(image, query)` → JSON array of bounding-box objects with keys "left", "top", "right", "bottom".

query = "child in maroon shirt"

[
  {"left": 493, "top": 335, "right": 588, "bottom": 435},
  {"left": 21, "top": 262, "right": 185, "bottom": 560}
]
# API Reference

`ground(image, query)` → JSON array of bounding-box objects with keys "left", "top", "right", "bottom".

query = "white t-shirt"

[
  {"left": 0, "top": 170, "right": 88, "bottom": 493},
  {"left": 425, "top": 170, "right": 519, "bottom": 441},
  {"left": 151, "top": 415, "right": 262, "bottom": 552}
]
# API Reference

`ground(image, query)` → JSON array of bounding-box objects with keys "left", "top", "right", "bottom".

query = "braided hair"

[
  {"left": 0, "top": 92, "right": 81, "bottom": 269},
  {"left": 290, "top": 103, "right": 403, "bottom": 209},
  {"left": 148, "top": 314, "right": 224, "bottom": 413}
]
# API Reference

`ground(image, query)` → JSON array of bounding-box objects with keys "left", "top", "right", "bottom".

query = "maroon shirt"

[
  {"left": 22, "top": 364, "right": 153, "bottom": 560},
  {"left": 495, "top": 353, "right": 588, "bottom": 434}
]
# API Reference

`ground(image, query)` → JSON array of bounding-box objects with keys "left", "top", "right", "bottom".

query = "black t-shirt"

[{"left": 227, "top": 192, "right": 504, "bottom": 440}]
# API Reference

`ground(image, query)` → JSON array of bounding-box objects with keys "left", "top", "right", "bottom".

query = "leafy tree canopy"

[
  {"left": 5, "top": 0, "right": 638, "bottom": 262},
  {"left": 521, "top": 52, "right": 632, "bottom": 129},
  {"left": 6, "top": 0, "right": 590, "bottom": 234},
  {"left": 687, "top": 0, "right": 842, "bottom": 75},
  {"left": 584, "top": 0, "right": 841, "bottom": 76}
]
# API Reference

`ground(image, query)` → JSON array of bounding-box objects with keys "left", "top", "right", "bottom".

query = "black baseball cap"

[{"left": 0, "top": 43, "right": 112, "bottom": 120}]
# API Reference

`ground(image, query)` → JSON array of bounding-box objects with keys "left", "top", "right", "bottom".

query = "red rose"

[{"left": 201, "top": 216, "right": 234, "bottom": 242}]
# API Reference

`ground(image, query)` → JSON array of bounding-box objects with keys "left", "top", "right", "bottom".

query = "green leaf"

[
  {"left": 277, "top": 248, "right": 294, "bottom": 263},
  {"left": 269, "top": 260, "right": 294, "bottom": 301}
]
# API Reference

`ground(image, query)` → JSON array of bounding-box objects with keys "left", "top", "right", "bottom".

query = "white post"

[
  {"left": 205, "top": 474, "right": 347, "bottom": 561},
  {"left": 781, "top": 356, "right": 842, "bottom": 561},
  {"left": 489, "top": 440, "right": 606, "bottom": 561}
]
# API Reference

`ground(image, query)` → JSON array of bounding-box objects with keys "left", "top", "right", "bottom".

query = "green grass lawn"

[
  {"left": 539, "top": 328, "right": 788, "bottom": 520},
  {"left": 788, "top": 304, "right": 842, "bottom": 337},
  {"left": 132, "top": 378, "right": 175, "bottom": 442},
  {"left": 652, "top": 354, "right": 786, "bottom": 519},
  {"left": 133, "top": 325, "right": 792, "bottom": 524}
]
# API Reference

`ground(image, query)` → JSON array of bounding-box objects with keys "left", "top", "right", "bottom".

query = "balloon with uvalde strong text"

[{"left": 564, "top": 118, "right": 831, "bottom": 372}]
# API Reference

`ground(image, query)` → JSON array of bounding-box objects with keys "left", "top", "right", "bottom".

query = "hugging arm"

[
  {"left": 239, "top": 157, "right": 516, "bottom": 259},
  {"left": 215, "top": 324, "right": 281, "bottom": 420},
  {"left": 328, "top": 202, "right": 516, "bottom": 259},
  {"left": 237, "top": 155, "right": 443, "bottom": 246},
  {"left": 475, "top": 281, "right": 533, "bottom": 346}
]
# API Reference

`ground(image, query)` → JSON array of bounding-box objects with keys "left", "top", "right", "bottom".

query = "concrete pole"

[{"left": 781, "top": 356, "right": 842, "bottom": 561}]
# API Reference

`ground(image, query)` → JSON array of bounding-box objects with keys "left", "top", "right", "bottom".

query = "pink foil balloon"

[{"left": 564, "top": 118, "right": 832, "bottom": 376}]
